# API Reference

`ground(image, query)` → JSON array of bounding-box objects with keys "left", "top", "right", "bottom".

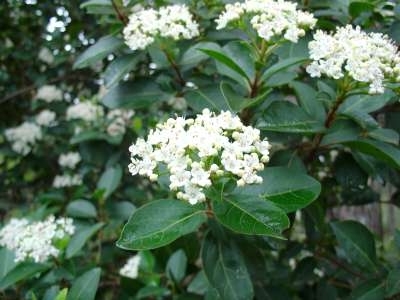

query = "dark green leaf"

[
  {"left": 103, "top": 54, "right": 140, "bottom": 88},
  {"left": 136, "top": 286, "right": 170, "bottom": 299},
  {"left": 66, "top": 200, "right": 97, "bottom": 219},
  {"left": 117, "top": 200, "right": 207, "bottom": 250},
  {"left": 234, "top": 167, "right": 321, "bottom": 213},
  {"left": 180, "top": 42, "right": 220, "bottom": 70},
  {"left": 212, "top": 195, "right": 289, "bottom": 237},
  {"left": 202, "top": 233, "right": 253, "bottom": 300},
  {"left": 74, "top": 36, "right": 124, "bottom": 69},
  {"left": 67, "top": 268, "right": 101, "bottom": 300},
  {"left": 386, "top": 269, "right": 400, "bottom": 297},
  {"left": 350, "top": 279, "right": 385, "bottom": 300},
  {"left": 66, "top": 223, "right": 104, "bottom": 258},
  {"left": 0, "top": 248, "right": 16, "bottom": 281},
  {"left": 185, "top": 85, "right": 230, "bottom": 112},
  {"left": 261, "top": 57, "right": 308, "bottom": 82},
  {"left": 349, "top": 2, "right": 374, "bottom": 18},
  {"left": 257, "top": 101, "right": 325, "bottom": 133},
  {"left": 97, "top": 165, "right": 122, "bottom": 198},
  {"left": 102, "top": 80, "right": 165, "bottom": 109},
  {"left": 0, "top": 262, "right": 50, "bottom": 290},
  {"left": 166, "top": 249, "right": 187, "bottom": 282},
  {"left": 339, "top": 91, "right": 395, "bottom": 114},
  {"left": 70, "top": 131, "right": 122, "bottom": 145},
  {"left": 331, "top": 220, "right": 378, "bottom": 272},
  {"left": 265, "top": 71, "right": 297, "bottom": 87},
  {"left": 368, "top": 128, "right": 399, "bottom": 145},
  {"left": 188, "top": 271, "right": 208, "bottom": 295}
]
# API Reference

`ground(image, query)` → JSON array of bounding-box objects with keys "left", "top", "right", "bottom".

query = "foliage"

[{"left": 1, "top": 0, "right": 400, "bottom": 299}]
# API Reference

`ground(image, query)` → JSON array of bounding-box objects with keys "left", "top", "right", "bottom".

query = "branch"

[{"left": 111, "top": 0, "right": 128, "bottom": 25}]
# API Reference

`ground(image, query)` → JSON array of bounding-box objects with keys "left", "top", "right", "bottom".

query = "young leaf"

[
  {"left": 67, "top": 268, "right": 101, "bottom": 300},
  {"left": 117, "top": 199, "right": 207, "bottom": 250},
  {"left": 212, "top": 195, "right": 289, "bottom": 237},
  {"left": 73, "top": 36, "right": 124, "bottom": 69},
  {"left": 202, "top": 233, "right": 253, "bottom": 300},
  {"left": 331, "top": 220, "right": 378, "bottom": 272}
]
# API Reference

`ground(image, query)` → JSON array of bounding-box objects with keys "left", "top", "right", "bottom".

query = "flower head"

[
  {"left": 66, "top": 102, "right": 104, "bottom": 122},
  {"left": 58, "top": 152, "right": 81, "bottom": 169},
  {"left": 0, "top": 216, "right": 75, "bottom": 263},
  {"left": 53, "top": 174, "right": 83, "bottom": 188},
  {"left": 120, "top": 254, "right": 141, "bottom": 279},
  {"left": 5, "top": 122, "right": 43, "bottom": 155},
  {"left": 35, "top": 110, "right": 57, "bottom": 127},
  {"left": 128, "top": 109, "right": 271, "bottom": 204},
  {"left": 123, "top": 4, "right": 199, "bottom": 51},
  {"left": 36, "top": 85, "right": 63, "bottom": 102},
  {"left": 216, "top": 0, "right": 316, "bottom": 43},
  {"left": 306, "top": 25, "right": 400, "bottom": 94}
]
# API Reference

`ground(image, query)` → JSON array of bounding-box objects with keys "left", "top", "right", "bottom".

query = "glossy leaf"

[
  {"left": 103, "top": 54, "right": 140, "bottom": 88},
  {"left": 70, "top": 131, "right": 122, "bottom": 145},
  {"left": 350, "top": 279, "right": 385, "bottom": 300},
  {"left": 0, "top": 248, "right": 16, "bottom": 281},
  {"left": 73, "top": 36, "right": 123, "bottom": 69},
  {"left": 202, "top": 233, "right": 253, "bottom": 300},
  {"left": 117, "top": 199, "right": 207, "bottom": 250},
  {"left": 166, "top": 249, "right": 187, "bottom": 282},
  {"left": 185, "top": 85, "right": 231, "bottom": 112},
  {"left": 261, "top": 57, "right": 308, "bottom": 82},
  {"left": 97, "top": 165, "right": 122, "bottom": 198},
  {"left": 290, "top": 81, "right": 325, "bottom": 122},
  {"left": 66, "top": 200, "right": 97, "bottom": 219},
  {"left": 180, "top": 42, "right": 220, "bottom": 70},
  {"left": 386, "top": 269, "right": 400, "bottom": 297},
  {"left": 102, "top": 80, "right": 165, "bottom": 109},
  {"left": 212, "top": 195, "right": 289, "bottom": 237},
  {"left": 67, "top": 268, "right": 101, "bottom": 300},
  {"left": 331, "top": 220, "right": 378, "bottom": 272},
  {"left": 257, "top": 101, "right": 325, "bottom": 133}
]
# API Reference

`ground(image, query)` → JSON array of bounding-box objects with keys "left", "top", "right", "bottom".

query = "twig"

[
  {"left": 111, "top": 0, "right": 128, "bottom": 25},
  {"left": 162, "top": 49, "right": 186, "bottom": 86}
]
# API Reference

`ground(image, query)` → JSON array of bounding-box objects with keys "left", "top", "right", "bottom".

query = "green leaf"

[
  {"left": 73, "top": 36, "right": 124, "bottom": 69},
  {"left": 350, "top": 279, "right": 385, "bottom": 300},
  {"left": 55, "top": 288, "right": 68, "bottom": 300},
  {"left": 257, "top": 101, "right": 325, "bottom": 133},
  {"left": 265, "top": 71, "right": 297, "bottom": 87},
  {"left": 180, "top": 42, "right": 220, "bottom": 70},
  {"left": 331, "top": 220, "right": 378, "bottom": 272},
  {"left": 136, "top": 286, "right": 170, "bottom": 299},
  {"left": 343, "top": 138, "right": 400, "bottom": 169},
  {"left": 368, "top": 128, "right": 399, "bottom": 145},
  {"left": 290, "top": 81, "right": 326, "bottom": 122},
  {"left": 102, "top": 80, "right": 165, "bottom": 109},
  {"left": 202, "top": 233, "right": 253, "bottom": 300},
  {"left": 339, "top": 91, "right": 395, "bottom": 114},
  {"left": 0, "top": 248, "right": 16, "bottom": 281},
  {"left": 386, "top": 269, "right": 400, "bottom": 297},
  {"left": 349, "top": 2, "right": 374, "bottom": 18},
  {"left": 66, "top": 223, "right": 104, "bottom": 258},
  {"left": 0, "top": 262, "right": 50, "bottom": 290},
  {"left": 212, "top": 195, "right": 289, "bottom": 237},
  {"left": 103, "top": 54, "right": 140, "bottom": 88},
  {"left": 97, "top": 165, "right": 122, "bottom": 199},
  {"left": 187, "top": 271, "right": 208, "bottom": 295},
  {"left": 234, "top": 167, "right": 321, "bottom": 213},
  {"left": 117, "top": 199, "right": 207, "bottom": 250},
  {"left": 261, "top": 57, "right": 308, "bottom": 82},
  {"left": 70, "top": 131, "right": 122, "bottom": 145},
  {"left": 80, "top": 0, "right": 113, "bottom": 15},
  {"left": 185, "top": 85, "right": 230, "bottom": 112},
  {"left": 199, "top": 48, "right": 250, "bottom": 83},
  {"left": 166, "top": 249, "right": 187, "bottom": 283},
  {"left": 67, "top": 268, "right": 101, "bottom": 300},
  {"left": 66, "top": 200, "right": 97, "bottom": 219}
]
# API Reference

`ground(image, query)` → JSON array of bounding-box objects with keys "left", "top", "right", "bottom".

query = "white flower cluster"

[
  {"left": 35, "top": 110, "right": 57, "bottom": 127},
  {"left": 106, "top": 109, "right": 134, "bottom": 137},
  {"left": 216, "top": 0, "right": 316, "bottom": 43},
  {"left": 0, "top": 216, "right": 75, "bottom": 263},
  {"left": 128, "top": 109, "right": 271, "bottom": 205},
  {"left": 38, "top": 47, "right": 54, "bottom": 65},
  {"left": 58, "top": 152, "right": 81, "bottom": 169},
  {"left": 36, "top": 85, "right": 63, "bottom": 102},
  {"left": 306, "top": 25, "right": 400, "bottom": 94},
  {"left": 123, "top": 4, "right": 199, "bottom": 51},
  {"left": 53, "top": 174, "right": 83, "bottom": 188},
  {"left": 119, "top": 254, "right": 141, "bottom": 279},
  {"left": 66, "top": 102, "right": 104, "bottom": 122},
  {"left": 5, "top": 122, "right": 43, "bottom": 155}
]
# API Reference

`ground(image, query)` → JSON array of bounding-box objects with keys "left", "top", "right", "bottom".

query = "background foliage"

[{"left": 1, "top": 0, "right": 400, "bottom": 299}]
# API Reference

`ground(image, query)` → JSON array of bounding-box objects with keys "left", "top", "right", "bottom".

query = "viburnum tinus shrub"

[{"left": 1, "top": 0, "right": 400, "bottom": 299}]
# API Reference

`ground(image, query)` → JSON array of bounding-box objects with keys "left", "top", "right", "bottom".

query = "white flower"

[
  {"left": 106, "top": 109, "right": 134, "bottom": 137},
  {"left": 0, "top": 216, "right": 75, "bottom": 263},
  {"left": 38, "top": 47, "right": 54, "bottom": 65},
  {"left": 35, "top": 110, "right": 57, "bottom": 127},
  {"left": 128, "top": 109, "right": 271, "bottom": 204},
  {"left": 53, "top": 174, "right": 83, "bottom": 188},
  {"left": 306, "top": 25, "right": 400, "bottom": 94},
  {"left": 66, "top": 102, "right": 104, "bottom": 122},
  {"left": 36, "top": 85, "right": 63, "bottom": 102},
  {"left": 5, "top": 122, "right": 43, "bottom": 155},
  {"left": 167, "top": 96, "right": 187, "bottom": 111},
  {"left": 120, "top": 254, "right": 141, "bottom": 279},
  {"left": 58, "top": 152, "right": 81, "bottom": 169},
  {"left": 123, "top": 4, "right": 199, "bottom": 51},
  {"left": 216, "top": 0, "right": 316, "bottom": 43}
]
